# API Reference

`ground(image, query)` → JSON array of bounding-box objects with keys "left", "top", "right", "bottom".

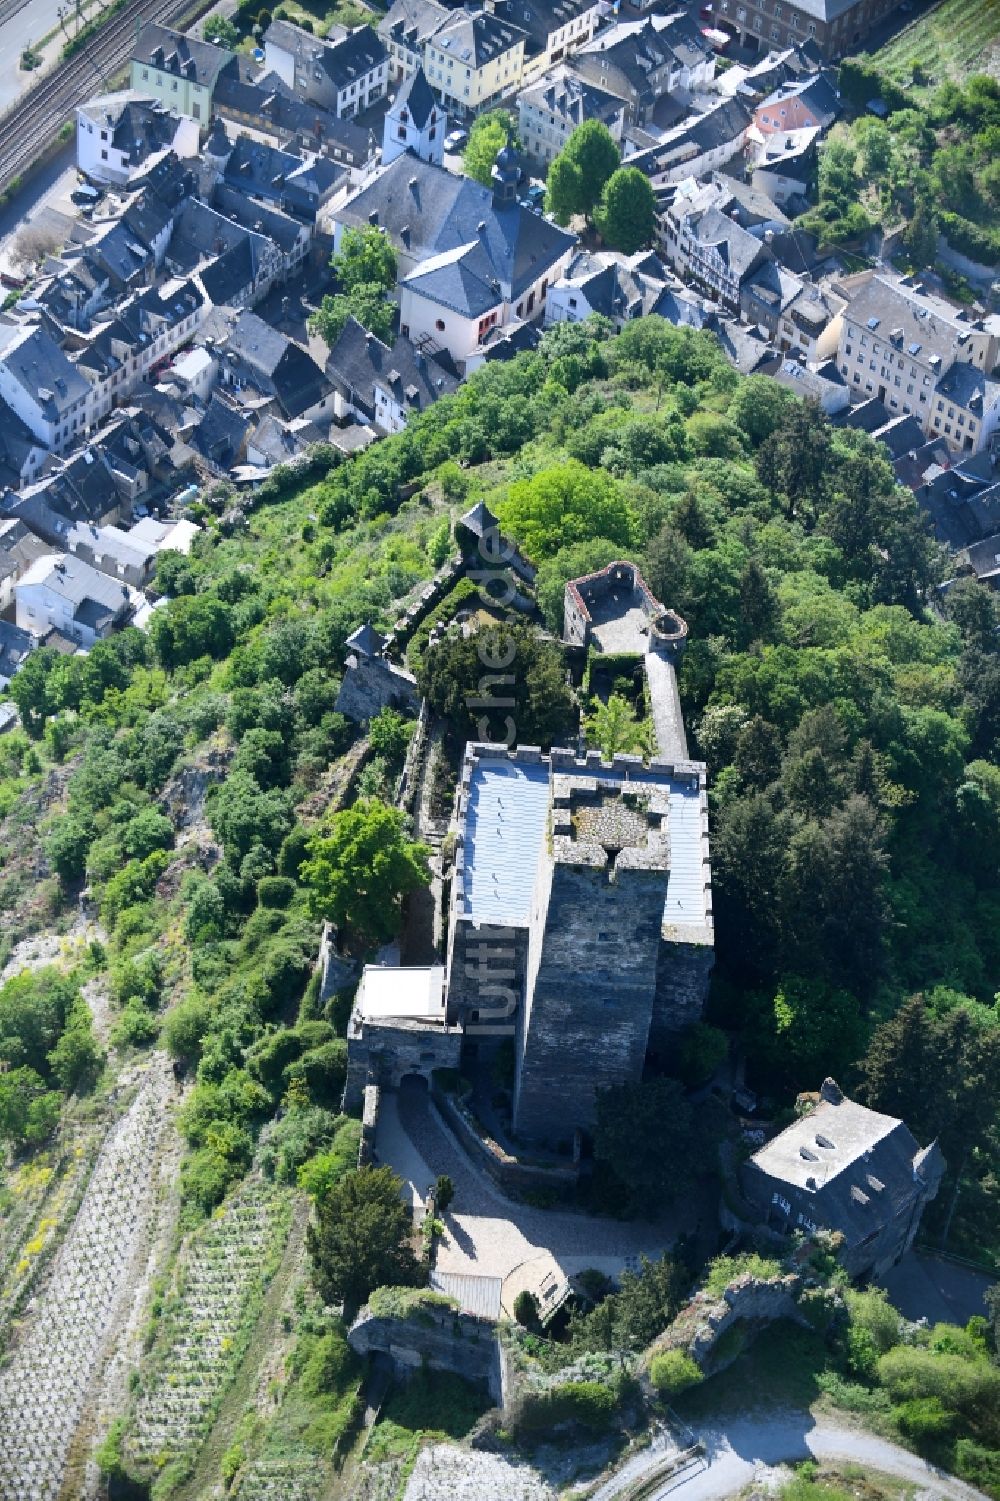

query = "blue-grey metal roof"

[
  {"left": 461, "top": 753, "right": 708, "bottom": 931},
  {"left": 462, "top": 756, "right": 550, "bottom": 926}
]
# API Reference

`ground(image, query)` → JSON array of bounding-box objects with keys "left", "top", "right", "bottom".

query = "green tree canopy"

[
  {"left": 463, "top": 110, "right": 518, "bottom": 186},
  {"left": 595, "top": 167, "right": 657, "bottom": 254},
  {"left": 203, "top": 13, "right": 237, "bottom": 46},
  {"left": 593, "top": 1076, "right": 702, "bottom": 1212},
  {"left": 416, "top": 623, "right": 576, "bottom": 749},
  {"left": 331, "top": 225, "right": 397, "bottom": 294},
  {"left": 544, "top": 152, "right": 584, "bottom": 226},
  {"left": 310, "top": 288, "right": 395, "bottom": 347},
  {"left": 302, "top": 798, "right": 430, "bottom": 946},
  {"left": 497, "top": 459, "right": 636, "bottom": 560},
  {"left": 306, "top": 1164, "right": 419, "bottom": 1309}
]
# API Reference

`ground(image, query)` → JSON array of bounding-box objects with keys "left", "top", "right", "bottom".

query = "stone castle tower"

[{"left": 512, "top": 772, "right": 672, "bottom": 1141}]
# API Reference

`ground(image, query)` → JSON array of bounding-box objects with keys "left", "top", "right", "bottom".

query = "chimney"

[{"left": 820, "top": 1077, "right": 843, "bottom": 1105}]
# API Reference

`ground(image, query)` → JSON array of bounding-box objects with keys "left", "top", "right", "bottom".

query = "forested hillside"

[{"left": 1, "top": 312, "right": 999, "bottom": 1493}]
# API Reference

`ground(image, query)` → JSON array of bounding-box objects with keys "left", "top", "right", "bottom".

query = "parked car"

[
  {"left": 444, "top": 128, "right": 468, "bottom": 152},
  {"left": 71, "top": 184, "right": 102, "bottom": 207}
]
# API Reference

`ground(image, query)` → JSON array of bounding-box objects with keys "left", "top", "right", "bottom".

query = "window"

[
  {"left": 435, "top": 318, "right": 445, "bottom": 331},
  {"left": 101, "top": 149, "right": 108, "bottom": 160},
  {"left": 141, "top": 68, "right": 148, "bottom": 79}
]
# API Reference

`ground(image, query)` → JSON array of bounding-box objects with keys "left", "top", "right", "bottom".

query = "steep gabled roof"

[
  {"left": 393, "top": 65, "right": 437, "bottom": 130},
  {"left": 336, "top": 153, "right": 575, "bottom": 302}
]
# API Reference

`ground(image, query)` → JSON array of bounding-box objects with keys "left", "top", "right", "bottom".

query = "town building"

[
  {"left": 0, "top": 517, "right": 49, "bottom": 613},
  {"left": 0, "top": 620, "right": 34, "bottom": 690},
  {"left": 131, "top": 24, "right": 238, "bottom": 122},
  {"left": 0, "top": 325, "right": 94, "bottom": 455},
  {"left": 326, "top": 316, "right": 460, "bottom": 435},
  {"left": 741, "top": 1077, "right": 944, "bottom": 1278},
  {"left": 76, "top": 92, "right": 199, "bottom": 186},
  {"left": 15, "top": 553, "right": 134, "bottom": 647},
  {"left": 382, "top": 66, "right": 446, "bottom": 167},
  {"left": 262, "top": 21, "right": 389, "bottom": 119},
  {"left": 749, "top": 125, "right": 819, "bottom": 209},
  {"left": 491, "top": 0, "right": 604, "bottom": 87},
  {"left": 627, "top": 94, "right": 752, "bottom": 186},
  {"left": 423, "top": 9, "right": 528, "bottom": 115},
  {"left": 751, "top": 68, "right": 840, "bottom": 137},
  {"left": 711, "top": 0, "right": 905, "bottom": 60},
  {"left": 574, "top": 13, "right": 715, "bottom": 125},
  {"left": 517, "top": 65, "right": 625, "bottom": 168},
  {"left": 335, "top": 620, "right": 420, "bottom": 722},
  {"left": 833, "top": 270, "right": 1000, "bottom": 449},
  {"left": 334, "top": 149, "right": 575, "bottom": 370},
  {"left": 545, "top": 247, "right": 672, "bottom": 329},
  {"left": 379, "top": 0, "right": 451, "bottom": 83}
]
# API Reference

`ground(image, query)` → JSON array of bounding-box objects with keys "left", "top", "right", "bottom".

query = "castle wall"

[
  {"left": 649, "top": 936, "right": 715, "bottom": 1050},
  {"left": 344, "top": 1018, "right": 462, "bottom": 1113},
  {"left": 349, "top": 1304, "right": 502, "bottom": 1401}
]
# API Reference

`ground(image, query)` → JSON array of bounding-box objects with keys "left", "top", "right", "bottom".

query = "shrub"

[
  {"left": 162, "top": 993, "right": 212, "bottom": 1062},
  {"left": 515, "top": 1380, "right": 617, "bottom": 1434},
  {"left": 649, "top": 1349, "right": 702, "bottom": 1398},
  {"left": 514, "top": 1290, "right": 540, "bottom": 1329},
  {"left": 257, "top": 875, "right": 296, "bottom": 909},
  {"left": 955, "top": 1439, "right": 1000, "bottom": 1494},
  {"left": 702, "top": 1253, "right": 783, "bottom": 1299},
  {"left": 894, "top": 1397, "right": 956, "bottom": 1443}
]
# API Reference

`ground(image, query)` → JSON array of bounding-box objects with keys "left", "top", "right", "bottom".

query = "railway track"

[{"left": 0, "top": 0, "right": 190, "bottom": 195}]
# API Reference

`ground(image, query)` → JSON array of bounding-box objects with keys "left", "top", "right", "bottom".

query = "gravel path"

[
  {"left": 0, "top": 1057, "right": 174, "bottom": 1501},
  {"left": 592, "top": 1413, "right": 988, "bottom": 1501},
  {"left": 378, "top": 1082, "right": 675, "bottom": 1306}
]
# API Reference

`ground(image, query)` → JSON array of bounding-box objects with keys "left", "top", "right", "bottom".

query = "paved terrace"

[{"left": 376, "top": 1079, "right": 711, "bottom": 1318}]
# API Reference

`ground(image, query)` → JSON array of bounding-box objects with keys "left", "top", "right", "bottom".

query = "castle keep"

[{"left": 345, "top": 561, "right": 714, "bottom": 1142}]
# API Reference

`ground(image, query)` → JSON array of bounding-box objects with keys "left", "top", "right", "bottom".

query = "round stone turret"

[{"left": 648, "top": 608, "right": 689, "bottom": 664}]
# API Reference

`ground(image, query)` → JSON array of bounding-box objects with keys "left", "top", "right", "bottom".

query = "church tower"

[{"left": 382, "top": 66, "right": 445, "bottom": 167}]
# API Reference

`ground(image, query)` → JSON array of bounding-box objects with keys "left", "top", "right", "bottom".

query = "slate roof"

[
  {"left": 221, "top": 310, "right": 331, "bottom": 420},
  {"left": 0, "top": 325, "right": 91, "bottom": 423},
  {"left": 337, "top": 153, "right": 575, "bottom": 302},
  {"left": 492, "top": 0, "right": 596, "bottom": 51},
  {"left": 326, "top": 316, "right": 459, "bottom": 417},
  {"left": 689, "top": 205, "right": 770, "bottom": 283},
  {"left": 430, "top": 8, "right": 527, "bottom": 67},
  {"left": 518, "top": 65, "right": 624, "bottom": 132},
  {"left": 758, "top": 68, "right": 841, "bottom": 128},
  {"left": 578, "top": 12, "right": 711, "bottom": 92},
  {"left": 871, "top": 414, "right": 924, "bottom": 461},
  {"left": 134, "top": 23, "right": 235, "bottom": 87},
  {"left": 0, "top": 620, "right": 34, "bottom": 683},
  {"left": 555, "top": 248, "right": 667, "bottom": 322},
  {"left": 320, "top": 26, "right": 387, "bottom": 88},
  {"left": 838, "top": 272, "right": 979, "bottom": 374},
  {"left": 346, "top": 621, "right": 386, "bottom": 655},
  {"left": 0, "top": 397, "right": 41, "bottom": 487},
  {"left": 198, "top": 237, "right": 265, "bottom": 306},
  {"left": 394, "top": 65, "right": 437, "bottom": 129},
  {"left": 211, "top": 185, "right": 305, "bottom": 255},
  {"left": 378, "top": 0, "right": 450, "bottom": 54},
  {"left": 0, "top": 517, "right": 49, "bottom": 585},
  {"left": 18, "top": 551, "right": 132, "bottom": 616},
  {"left": 935, "top": 361, "right": 1000, "bottom": 416},
  {"left": 191, "top": 393, "right": 250, "bottom": 467},
  {"left": 78, "top": 92, "right": 178, "bottom": 166},
  {"left": 748, "top": 1079, "right": 944, "bottom": 1252}
]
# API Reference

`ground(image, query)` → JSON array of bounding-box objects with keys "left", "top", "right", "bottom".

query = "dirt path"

[
  {"left": 0, "top": 1055, "right": 176, "bottom": 1501},
  {"left": 591, "top": 1412, "right": 988, "bottom": 1501}
]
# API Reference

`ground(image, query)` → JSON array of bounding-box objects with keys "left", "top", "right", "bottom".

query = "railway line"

[{"left": 0, "top": 0, "right": 190, "bottom": 196}]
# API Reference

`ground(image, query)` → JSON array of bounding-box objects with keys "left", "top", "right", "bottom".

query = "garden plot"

[
  {"left": 0, "top": 1057, "right": 173, "bottom": 1501},
  {"left": 234, "top": 1458, "right": 325, "bottom": 1500},
  {"left": 125, "top": 1176, "right": 293, "bottom": 1475}
]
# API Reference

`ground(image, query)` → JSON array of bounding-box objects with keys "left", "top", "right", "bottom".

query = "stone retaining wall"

[
  {"left": 349, "top": 1303, "right": 503, "bottom": 1402},
  {"left": 433, "top": 1089, "right": 579, "bottom": 1196}
]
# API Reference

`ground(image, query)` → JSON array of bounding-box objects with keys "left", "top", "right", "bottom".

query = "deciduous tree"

[{"left": 302, "top": 798, "right": 429, "bottom": 946}]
